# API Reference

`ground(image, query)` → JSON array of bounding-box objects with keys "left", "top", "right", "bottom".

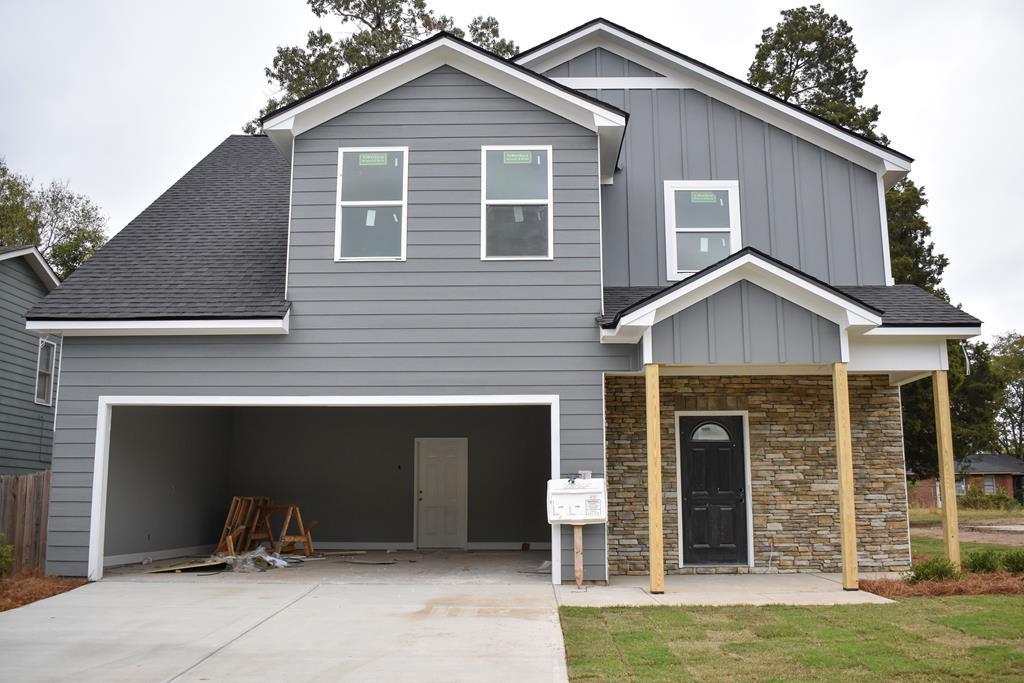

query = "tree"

[
  {"left": 993, "top": 332, "right": 1024, "bottom": 458},
  {"left": 748, "top": 4, "right": 886, "bottom": 143},
  {"left": 748, "top": 6, "right": 1000, "bottom": 475},
  {"left": 0, "top": 158, "right": 108, "bottom": 280},
  {"left": 244, "top": 0, "right": 518, "bottom": 132}
]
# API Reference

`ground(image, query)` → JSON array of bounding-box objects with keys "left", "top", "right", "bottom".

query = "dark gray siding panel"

[
  {"left": 46, "top": 66, "right": 634, "bottom": 581},
  {"left": 651, "top": 281, "right": 842, "bottom": 365},
  {"left": 0, "top": 258, "right": 57, "bottom": 473},
  {"left": 543, "top": 48, "right": 664, "bottom": 77},
  {"left": 587, "top": 88, "right": 887, "bottom": 287}
]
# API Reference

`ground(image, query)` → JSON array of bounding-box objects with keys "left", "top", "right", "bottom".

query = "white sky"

[{"left": 1, "top": 0, "right": 1021, "bottom": 339}]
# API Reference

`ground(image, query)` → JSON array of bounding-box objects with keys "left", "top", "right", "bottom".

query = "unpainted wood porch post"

[
  {"left": 645, "top": 363, "right": 665, "bottom": 594},
  {"left": 933, "top": 370, "right": 961, "bottom": 567},
  {"left": 831, "top": 362, "right": 859, "bottom": 590}
]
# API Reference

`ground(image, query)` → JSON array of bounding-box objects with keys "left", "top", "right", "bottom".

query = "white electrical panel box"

[{"left": 547, "top": 477, "right": 607, "bottom": 524}]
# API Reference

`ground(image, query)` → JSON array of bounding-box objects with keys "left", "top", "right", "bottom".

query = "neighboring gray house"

[
  {"left": 1, "top": 245, "right": 61, "bottom": 473},
  {"left": 27, "top": 19, "right": 979, "bottom": 588}
]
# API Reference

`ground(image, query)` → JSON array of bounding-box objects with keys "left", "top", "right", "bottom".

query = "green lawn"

[
  {"left": 561, "top": 596, "right": 1024, "bottom": 681},
  {"left": 909, "top": 507, "right": 1024, "bottom": 526},
  {"left": 911, "top": 534, "right": 1020, "bottom": 560}
]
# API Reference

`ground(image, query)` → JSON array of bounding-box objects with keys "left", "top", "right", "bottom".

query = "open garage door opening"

[{"left": 95, "top": 401, "right": 555, "bottom": 580}]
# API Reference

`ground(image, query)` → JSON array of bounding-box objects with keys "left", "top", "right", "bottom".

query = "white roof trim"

[
  {"left": 26, "top": 311, "right": 290, "bottom": 336},
  {"left": 0, "top": 246, "right": 60, "bottom": 290},
  {"left": 263, "top": 36, "right": 627, "bottom": 182},
  {"left": 515, "top": 21, "right": 911, "bottom": 186},
  {"left": 600, "top": 252, "right": 883, "bottom": 345},
  {"left": 862, "top": 326, "right": 981, "bottom": 339}
]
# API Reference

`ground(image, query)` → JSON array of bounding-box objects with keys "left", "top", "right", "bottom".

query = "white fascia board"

[
  {"left": 26, "top": 312, "right": 290, "bottom": 336},
  {"left": 0, "top": 246, "right": 60, "bottom": 290},
  {"left": 848, "top": 335, "right": 950, "bottom": 373},
  {"left": 862, "top": 326, "right": 981, "bottom": 339},
  {"left": 264, "top": 38, "right": 625, "bottom": 173},
  {"left": 518, "top": 23, "right": 912, "bottom": 177},
  {"left": 616, "top": 254, "right": 880, "bottom": 329}
]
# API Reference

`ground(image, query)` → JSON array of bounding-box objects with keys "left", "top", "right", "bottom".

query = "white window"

[
  {"left": 34, "top": 339, "right": 56, "bottom": 406},
  {"left": 335, "top": 147, "right": 408, "bottom": 261},
  {"left": 481, "top": 146, "right": 553, "bottom": 260},
  {"left": 664, "top": 180, "right": 741, "bottom": 280},
  {"left": 956, "top": 479, "right": 966, "bottom": 495},
  {"left": 983, "top": 475, "right": 996, "bottom": 494}
]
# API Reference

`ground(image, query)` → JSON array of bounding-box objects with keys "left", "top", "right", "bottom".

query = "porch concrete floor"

[{"left": 556, "top": 572, "right": 895, "bottom": 607}]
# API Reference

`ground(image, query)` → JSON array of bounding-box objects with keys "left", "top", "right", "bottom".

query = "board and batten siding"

[
  {"left": 651, "top": 281, "right": 842, "bottom": 365},
  {"left": 46, "top": 66, "right": 633, "bottom": 580},
  {"left": 582, "top": 87, "right": 887, "bottom": 288},
  {"left": 543, "top": 47, "right": 664, "bottom": 78},
  {"left": 0, "top": 257, "right": 58, "bottom": 473}
]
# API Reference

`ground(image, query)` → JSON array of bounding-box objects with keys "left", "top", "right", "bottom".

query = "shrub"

[
  {"left": 0, "top": 532, "right": 12, "bottom": 577},
  {"left": 1003, "top": 549, "right": 1024, "bottom": 574},
  {"left": 959, "top": 486, "right": 1021, "bottom": 511},
  {"left": 906, "top": 556, "right": 960, "bottom": 583},
  {"left": 962, "top": 550, "right": 1002, "bottom": 574}
]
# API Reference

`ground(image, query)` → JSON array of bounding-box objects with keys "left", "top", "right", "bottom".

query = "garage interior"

[{"left": 101, "top": 405, "right": 552, "bottom": 571}]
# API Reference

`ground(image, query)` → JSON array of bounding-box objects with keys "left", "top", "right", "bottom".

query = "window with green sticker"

[
  {"left": 664, "top": 181, "right": 741, "bottom": 278},
  {"left": 336, "top": 148, "right": 407, "bottom": 260},
  {"left": 481, "top": 147, "right": 552, "bottom": 259}
]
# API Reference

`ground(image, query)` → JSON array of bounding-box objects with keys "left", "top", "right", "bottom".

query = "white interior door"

[{"left": 415, "top": 437, "right": 468, "bottom": 549}]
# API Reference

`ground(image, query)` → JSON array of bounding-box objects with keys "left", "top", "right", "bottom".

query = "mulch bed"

[
  {"left": 0, "top": 573, "right": 87, "bottom": 612},
  {"left": 863, "top": 573, "right": 1024, "bottom": 598}
]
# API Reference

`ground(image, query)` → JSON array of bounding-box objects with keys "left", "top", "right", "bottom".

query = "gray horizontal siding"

[
  {"left": 0, "top": 257, "right": 57, "bottom": 473},
  {"left": 651, "top": 281, "right": 842, "bottom": 365},
  {"left": 587, "top": 87, "right": 887, "bottom": 288},
  {"left": 47, "top": 66, "right": 633, "bottom": 581},
  {"left": 543, "top": 47, "right": 664, "bottom": 77}
]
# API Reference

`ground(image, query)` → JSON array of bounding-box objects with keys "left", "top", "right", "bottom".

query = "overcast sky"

[{"left": 2, "top": 1, "right": 1021, "bottom": 339}]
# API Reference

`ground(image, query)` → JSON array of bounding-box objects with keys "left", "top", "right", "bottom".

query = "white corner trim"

[
  {"left": 86, "top": 393, "right": 561, "bottom": 582},
  {"left": 27, "top": 312, "right": 290, "bottom": 336},
  {"left": 0, "top": 245, "right": 60, "bottom": 290},
  {"left": 876, "top": 175, "right": 894, "bottom": 286}
]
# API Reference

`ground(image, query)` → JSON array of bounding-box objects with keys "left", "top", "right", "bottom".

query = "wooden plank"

[
  {"left": 645, "top": 363, "right": 665, "bottom": 594},
  {"left": 933, "top": 370, "right": 961, "bottom": 567},
  {"left": 573, "top": 524, "right": 584, "bottom": 589},
  {"left": 831, "top": 362, "right": 859, "bottom": 590}
]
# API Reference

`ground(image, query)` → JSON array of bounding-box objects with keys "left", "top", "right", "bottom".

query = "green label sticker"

[
  {"left": 358, "top": 153, "right": 388, "bottom": 166},
  {"left": 689, "top": 191, "right": 719, "bottom": 203},
  {"left": 503, "top": 151, "right": 533, "bottom": 164}
]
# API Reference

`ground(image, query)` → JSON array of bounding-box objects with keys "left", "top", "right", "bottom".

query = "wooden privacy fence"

[{"left": 0, "top": 470, "right": 50, "bottom": 574}]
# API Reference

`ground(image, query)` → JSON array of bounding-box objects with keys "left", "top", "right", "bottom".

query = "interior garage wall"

[
  {"left": 228, "top": 406, "right": 550, "bottom": 545},
  {"left": 104, "top": 406, "right": 231, "bottom": 558}
]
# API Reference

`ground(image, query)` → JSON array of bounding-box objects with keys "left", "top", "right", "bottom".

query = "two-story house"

[
  {"left": 1, "top": 245, "right": 61, "bottom": 473},
  {"left": 27, "top": 19, "right": 978, "bottom": 588}
]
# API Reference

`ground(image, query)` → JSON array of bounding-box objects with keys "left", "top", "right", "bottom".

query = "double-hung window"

[
  {"left": 35, "top": 338, "right": 56, "bottom": 406},
  {"left": 983, "top": 475, "right": 996, "bottom": 495},
  {"left": 481, "top": 146, "right": 553, "bottom": 259},
  {"left": 664, "top": 180, "right": 741, "bottom": 279},
  {"left": 335, "top": 147, "right": 408, "bottom": 260}
]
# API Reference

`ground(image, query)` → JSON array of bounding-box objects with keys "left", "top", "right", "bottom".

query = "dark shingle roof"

[
  {"left": 28, "top": 135, "right": 290, "bottom": 320},
  {"left": 0, "top": 245, "right": 33, "bottom": 255},
  {"left": 834, "top": 285, "right": 980, "bottom": 328},
  {"left": 601, "top": 279, "right": 980, "bottom": 329},
  {"left": 961, "top": 453, "right": 1024, "bottom": 475}
]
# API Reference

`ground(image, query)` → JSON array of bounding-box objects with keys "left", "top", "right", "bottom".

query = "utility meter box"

[{"left": 547, "top": 477, "right": 607, "bottom": 524}]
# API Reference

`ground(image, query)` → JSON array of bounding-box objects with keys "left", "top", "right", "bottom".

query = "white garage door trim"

[{"left": 88, "top": 394, "right": 562, "bottom": 582}]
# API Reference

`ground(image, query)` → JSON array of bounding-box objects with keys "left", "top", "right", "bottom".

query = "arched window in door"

[{"left": 690, "top": 421, "right": 730, "bottom": 442}]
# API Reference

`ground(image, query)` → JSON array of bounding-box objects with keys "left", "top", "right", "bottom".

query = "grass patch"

[
  {"left": 0, "top": 573, "right": 86, "bottom": 612},
  {"left": 561, "top": 596, "right": 1024, "bottom": 681},
  {"left": 911, "top": 535, "right": 1018, "bottom": 560},
  {"left": 909, "top": 507, "right": 1024, "bottom": 526}
]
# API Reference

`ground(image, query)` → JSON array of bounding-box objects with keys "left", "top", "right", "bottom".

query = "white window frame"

[
  {"left": 34, "top": 338, "right": 57, "bottom": 406},
  {"left": 664, "top": 179, "right": 741, "bottom": 280},
  {"left": 480, "top": 145, "right": 554, "bottom": 261},
  {"left": 983, "top": 475, "right": 997, "bottom": 495},
  {"left": 334, "top": 146, "right": 409, "bottom": 262}
]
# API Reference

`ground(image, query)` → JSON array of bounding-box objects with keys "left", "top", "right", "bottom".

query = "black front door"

[{"left": 679, "top": 415, "right": 747, "bottom": 565}]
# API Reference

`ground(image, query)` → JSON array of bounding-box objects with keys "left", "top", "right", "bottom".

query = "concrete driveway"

[{"left": 0, "top": 553, "right": 567, "bottom": 682}]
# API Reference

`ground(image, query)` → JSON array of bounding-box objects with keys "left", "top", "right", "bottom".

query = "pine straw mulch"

[
  {"left": 863, "top": 572, "right": 1024, "bottom": 598},
  {"left": 0, "top": 573, "right": 87, "bottom": 612}
]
